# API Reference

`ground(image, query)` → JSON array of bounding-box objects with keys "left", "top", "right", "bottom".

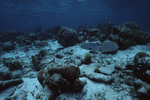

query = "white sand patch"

[
  {"left": 58, "top": 77, "right": 133, "bottom": 100},
  {"left": 15, "top": 78, "right": 43, "bottom": 100},
  {"left": 46, "top": 40, "right": 62, "bottom": 51},
  {"left": 73, "top": 46, "right": 89, "bottom": 56}
]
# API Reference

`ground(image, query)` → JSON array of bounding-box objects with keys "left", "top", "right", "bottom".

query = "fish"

[
  {"left": 100, "top": 40, "right": 119, "bottom": 53},
  {"left": 80, "top": 40, "right": 119, "bottom": 53},
  {"left": 80, "top": 42, "right": 102, "bottom": 51}
]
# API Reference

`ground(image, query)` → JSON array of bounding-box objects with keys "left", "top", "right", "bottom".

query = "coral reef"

[
  {"left": 0, "top": 67, "right": 11, "bottom": 80},
  {"left": 83, "top": 53, "right": 91, "bottom": 64},
  {"left": 0, "top": 31, "right": 22, "bottom": 43},
  {"left": 46, "top": 26, "right": 61, "bottom": 39},
  {"left": 123, "top": 22, "right": 139, "bottom": 30},
  {"left": 110, "top": 22, "right": 150, "bottom": 49},
  {"left": 126, "top": 52, "right": 150, "bottom": 84},
  {"left": 31, "top": 50, "right": 46, "bottom": 71},
  {"left": 57, "top": 27, "right": 79, "bottom": 47},
  {"left": 0, "top": 78, "right": 23, "bottom": 92},
  {"left": 1, "top": 21, "right": 150, "bottom": 99},
  {"left": 2, "top": 42, "right": 16, "bottom": 51},
  {"left": 95, "top": 22, "right": 150, "bottom": 50},
  {"left": 97, "top": 22, "right": 115, "bottom": 39},
  {"left": 3, "top": 58, "right": 22, "bottom": 71},
  {"left": 37, "top": 65, "right": 85, "bottom": 99},
  {"left": 94, "top": 67, "right": 100, "bottom": 73},
  {"left": 48, "top": 66, "right": 80, "bottom": 83},
  {"left": 134, "top": 52, "right": 149, "bottom": 63}
]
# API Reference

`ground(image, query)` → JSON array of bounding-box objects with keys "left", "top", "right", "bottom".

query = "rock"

[
  {"left": 123, "top": 22, "right": 139, "bottom": 30},
  {"left": 0, "top": 66, "right": 22, "bottom": 81},
  {"left": 97, "top": 22, "right": 115, "bottom": 39},
  {"left": 111, "top": 83, "right": 125, "bottom": 92},
  {"left": 48, "top": 66, "right": 80, "bottom": 83},
  {"left": 0, "top": 31, "right": 22, "bottom": 43},
  {"left": 4, "top": 90, "right": 27, "bottom": 100},
  {"left": 55, "top": 54, "right": 63, "bottom": 59},
  {"left": 0, "top": 67, "right": 12, "bottom": 80},
  {"left": 45, "top": 73, "right": 71, "bottom": 93},
  {"left": 11, "top": 70, "right": 23, "bottom": 79},
  {"left": 23, "top": 39, "right": 32, "bottom": 45},
  {"left": 57, "top": 27, "right": 79, "bottom": 47},
  {"left": 0, "top": 78, "right": 23, "bottom": 92},
  {"left": 146, "top": 59, "right": 150, "bottom": 66},
  {"left": 33, "top": 40, "right": 47, "bottom": 47},
  {"left": 72, "top": 79, "right": 86, "bottom": 92},
  {"left": 126, "top": 52, "right": 150, "bottom": 84},
  {"left": 43, "top": 73, "right": 85, "bottom": 99},
  {"left": 146, "top": 70, "right": 150, "bottom": 76},
  {"left": 134, "top": 52, "right": 149, "bottom": 64},
  {"left": 31, "top": 50, "right": 46, "bottom": 71},
  {"left": 132, "top": 79, "right": 143, "bottom": 90},
  {"left": 82, "top": 73, "right": 112, "bottom": 84},
  {"left": 3, "top": 58, "right": 22, "bottom": 71},
  {"left": 80, "top": 64, "right": 113, "bottom": 84},
  {"left": 89, "top": 28, "right": 98, "bottom": 36},
  {"left": 2, "top": 42, "right": 15, "bottom": 51},
  {"left": 126, "top": 64, "right": 150, "bottom": 83},
  {"left": 110, "top": 34, "right": 135, "bottom": 50},
  {"left": 137, "top": 85, "right": 150, "bottom": 100},
  {"left": 37, "top": 65, "right": 85, "bottom": 99},
  {"left": 110, "top": 22, "right": 150, "bottom": 50},
  {"left": 46, "top": 26, "right": 61, "bottom": 36},
  {"left": 98, "top": 65, "right": 115, "bottom": 75},
  {"left": 37, "top": 69, "right": 45, "bottom": 87}
]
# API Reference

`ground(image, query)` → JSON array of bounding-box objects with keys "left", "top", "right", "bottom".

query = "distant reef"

[{"left": 0, "top": 22, "right": 150, "bottom": 52}]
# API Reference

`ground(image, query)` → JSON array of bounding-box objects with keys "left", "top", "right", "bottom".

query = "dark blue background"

[{"left": 0, "top": 0, "right": 150, "bottom": 32}]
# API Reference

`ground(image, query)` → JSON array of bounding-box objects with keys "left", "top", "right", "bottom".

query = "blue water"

[{"left": 0, "top": 0, "right": 150, "bottom": 32}]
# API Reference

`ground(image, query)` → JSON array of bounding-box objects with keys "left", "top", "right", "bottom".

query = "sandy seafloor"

[{"left": 0, "top": 40, "right": 150, "bottom": 100}]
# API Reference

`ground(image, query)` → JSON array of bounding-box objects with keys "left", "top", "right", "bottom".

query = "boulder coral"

[
  {"left": 97, "top": 22, "right": 115, "bottom": 39},
  {"left": 3, "top": 58, "right": 22, "bottom": 71},
  {"left": 134, "top": 52, "right": 149, "bottom": 63},
  {"left": 57, "top": 27, "right": 79, "bottom": 47},
  {"left": 2, "top": 42, "right": 15, "bottom": 51},
  {"left": 32, "top": 50, "right": 46, "bottom": 71},
  {"left": 126, "top": 52, "right": 150, "bottom": 84},
  {"left": 83, "top": 53, "right": 91, "bottom": 64},
  {"left": 37, "top": 65, "right": 85, "bottom": 99},
  {"left": 97, "top": 22, "right": 150, "bottom": 50},
  {"left": 48, "top": 66, "right": 80, "bottom": 83},
  {"left": 0, "top": 31, "right": 21, "bottom": 43},
  {"left": 110, "top": 22, "right": 150, "bottom": 49}
]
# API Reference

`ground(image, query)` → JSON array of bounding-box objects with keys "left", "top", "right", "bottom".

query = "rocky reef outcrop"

[
  {"left": 57, "top": 27, "right": 79, "bottom": 47},
  {"left": 110, "top": 22, "right": 150, "bottom": 50},
  {"left": 37, "top": 66, "right": 85, "bottom": 99},
  {"left": 126, "top": 52, "right": 150, "bottom": 84}
]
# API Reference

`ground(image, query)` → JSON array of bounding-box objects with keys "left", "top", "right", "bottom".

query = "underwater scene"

[{"left": 0, "top": 0, "right": 150, "bottom": 100}]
